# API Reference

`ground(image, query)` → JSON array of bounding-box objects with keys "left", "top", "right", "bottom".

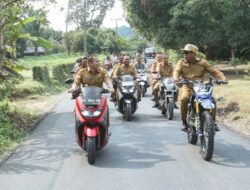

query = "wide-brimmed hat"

[{"left": 181, "top": 44, "right": 199, "bottom": 54}]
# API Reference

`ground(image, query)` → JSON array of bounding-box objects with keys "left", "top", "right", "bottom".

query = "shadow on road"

[
  {"left": 0, "top": 111, "right": 78, "bottom": 174},
  {"left": 212, "top": 140, "right": 250, "bottom": 168}
]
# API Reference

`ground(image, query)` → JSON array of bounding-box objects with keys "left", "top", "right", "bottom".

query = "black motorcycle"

[
  {"left": 158, "top": 78, "right": 177, "bottom": 120},
  {"left": 115, "top": 75, "right": 138, "bottom": 121}
]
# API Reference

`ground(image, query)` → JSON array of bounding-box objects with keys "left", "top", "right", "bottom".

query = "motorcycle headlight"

[{"left": 81, "top": 108, "right": 102, "bottom": 118}]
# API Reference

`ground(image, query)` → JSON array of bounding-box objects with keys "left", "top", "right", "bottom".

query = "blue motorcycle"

[{"left": 178, "top": 78, "right": 227, "bottom": 161}]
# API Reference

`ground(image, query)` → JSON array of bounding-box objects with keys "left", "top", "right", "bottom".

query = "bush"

[
  {"left": 52, "top": 63, "right": 74, "bottom": 83},
  {"left": 32, "top": 66, "right": 50, "bottom": 84},
  {"left": 245, "top": 63, "right": 250, "bottom": 80},
  {"left": 0, "top": 100, "right": 24, "bottom": 154}
]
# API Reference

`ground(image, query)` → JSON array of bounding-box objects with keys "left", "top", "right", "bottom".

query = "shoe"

[
  {"left": 215, "top": 123, "right": 220, "bottom": 132},
  {"left": 181, "top": 120, "right": 188, "bottom": 132}
]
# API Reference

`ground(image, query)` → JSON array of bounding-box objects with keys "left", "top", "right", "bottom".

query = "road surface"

[{"left": 0, "top": 59, "right": 250, "bottom": 190}]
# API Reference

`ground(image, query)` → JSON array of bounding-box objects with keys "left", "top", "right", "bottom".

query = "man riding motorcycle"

[
  {"left": 72, "top": 55, "right": 114, "bottom": 94},
  {"left": 151, "top": 52, "right": 163, "bottom": 96},
  {"left": 72, "top": 57, "right": 88, "bottom": 76},
  {"left": 114, "top": 55, "right": 141, "bottom": 101},
  {"left": 110, "top": 54, "right": 124, "bottom": 101},
  {"left": 134, "top": 53, "right": 145, "bottom": 70},
  {"left": 173, "top": 44, "right": 227, "bottom": 132},
  {"left": 152, "top": 54, "right": 174, "bottom": 107}
]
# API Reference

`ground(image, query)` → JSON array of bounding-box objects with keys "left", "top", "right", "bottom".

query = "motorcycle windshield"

[
  {"left": 120, "top": 75, "right": 134, "bottom": 86},
  {"left": 81, "top": 86, "right": 102, "bottom": 106}
]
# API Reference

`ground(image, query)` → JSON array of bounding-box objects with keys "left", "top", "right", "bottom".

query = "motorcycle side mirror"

[
  {"left": 64, "top": 78, "right": 74, "bottom": 84},
  {"left": 70, "top": 71, "right": 76, "bottom": 74}
]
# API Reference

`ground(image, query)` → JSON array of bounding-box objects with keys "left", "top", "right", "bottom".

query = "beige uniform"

[
  {"left": 114, "top": 64, "right": 141, "bottom": 100},
  {"left": 173, "top": 58, "right": 226, "bottom": 121},
  {"left": 75, "top": 67, "right": 110, "bottom": 88},
  {"left": 152, "top": 62, "right": 174, "bottom": 102}
]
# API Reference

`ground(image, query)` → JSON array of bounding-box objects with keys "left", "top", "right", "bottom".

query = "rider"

[
  {"left": 72, "top": 55, "right": 114, "bottom": 93},
  {"left": 72, "top": 57, "right": 88, "bottom": 73},
  {"left": 151, "top": 52, "right": 163, "bottom": 97},
  {"left": 152, "top": 54, "right": 174, "bottom": 107},
  {"left": 173, "top": 44, "right": 227, "bottom": 132},
  {"left": 133, "top": 53, "right": 145, "bottom": 70},
  {"left": 110, "top": 54, "right": 124, "bottom": 101},
  {"left": 114, "top": 55, "right": 141, "bottom": 101}
]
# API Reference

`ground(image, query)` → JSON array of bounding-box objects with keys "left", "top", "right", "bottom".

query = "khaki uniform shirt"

[
  {"left": 156, "top": 62, "right": 173, "bottom": 79},
  {"left": 114, "top": 64, "right": 137, "bottom": 77},
  {"left": 173, "top": 59, "right": 226, "bottom": 82},
  {"left": 110, "top": 62, "right": 122, "bottom": 78},
  {"left": 151, "top": 61, "right": 160, "bottom": 73},
  {"left": 75, "top": 67, "right": 109, "bottom": 88}
]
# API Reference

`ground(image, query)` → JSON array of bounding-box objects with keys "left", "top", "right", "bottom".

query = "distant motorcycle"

[
  {"left": 137, "top": 69, "right": 148, "bottom": 97},
  {"left": 115, "top": 75, "right": 138, "bottom": 121},
  {"left": 158, "top": 78, "right": 177, "bottom": 120},
  {"left": 64, "top": 79, "right": 110, "bottom": 165},
  {"left": 177, "top": 78, "right": 228, "bottom": 161}
]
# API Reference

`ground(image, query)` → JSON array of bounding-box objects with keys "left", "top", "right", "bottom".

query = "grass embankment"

[
  {"left": 0, "top": 53, "right": 108, "bottom": 155},
  {"left": 0, "top": 53, "right": 77, "bottom": 155},
  {"left": 214, "top": 79, "right": 250, "bottom": 136}
]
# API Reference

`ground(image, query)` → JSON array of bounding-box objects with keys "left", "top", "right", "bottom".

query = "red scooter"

[{"left": 65, "top": 79, "right": 110, "bottom": 164}]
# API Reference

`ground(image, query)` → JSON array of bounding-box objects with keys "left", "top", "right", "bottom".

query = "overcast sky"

[{"left": 43, "top": 0, "right": 129, "bottom": 31}]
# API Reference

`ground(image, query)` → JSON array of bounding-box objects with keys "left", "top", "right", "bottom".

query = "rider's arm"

[
  {"left": 72, "top": 69, "right": 84, "bottom": 90},
  {"left": 155, "top": 63, "right": 161, "bottom": 79},
  {"left": 203, "top": 60, "right": 226, "bottom": 81},
  {"left": 173, "top": 60, "right": 182, "bottom": 81}
]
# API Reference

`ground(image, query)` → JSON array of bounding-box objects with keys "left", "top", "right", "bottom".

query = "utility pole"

[
  {"left": 111, "top": 18, "right": 122, "bottom": 53},
  {"left": 84, "top": 0, "right": 87, "bottom": 56}
]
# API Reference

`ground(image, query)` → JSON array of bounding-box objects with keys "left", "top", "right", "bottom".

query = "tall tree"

[
  {"left": 0, "top": 0, "right": 24, "bottom": 70},
  {"left": 67, "top": 0, "right": 115, "bottom": 29}
]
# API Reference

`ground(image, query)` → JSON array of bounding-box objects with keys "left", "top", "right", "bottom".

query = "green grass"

[
  {"left": 17, "top": 53, "right": 109, "bottom": 69},
  {"left": 17, "top": 53, "right": 82, "bottom": 69}
]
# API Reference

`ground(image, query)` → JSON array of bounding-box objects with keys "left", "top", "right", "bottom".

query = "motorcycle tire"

[
  {"left": 200, "top": 111, "right": 215, "bottom": 161},
  {"left": 87, "top": 137, "right": 96, "bottom": 164},
  {"left": 167, "top": 98, "right": 174, "bottom": 120},
  {"left": 124, "top": 103, "right": 132, "bottom": 121}
]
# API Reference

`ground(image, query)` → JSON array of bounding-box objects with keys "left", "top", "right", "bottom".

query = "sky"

[{"left": 44, "top": 0, "right": 129, "bottom": 31}]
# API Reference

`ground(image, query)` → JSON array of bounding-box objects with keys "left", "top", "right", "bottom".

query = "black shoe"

[
  {"left": 215, "top": 123, "right": 220, "bottom": 132},
  {"left": 181, "top": 120, "right": 188, "bottom": 132}
]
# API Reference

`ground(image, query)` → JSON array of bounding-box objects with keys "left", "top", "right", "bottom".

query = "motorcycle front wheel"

[
  {"left": 124, "top": 103, "right": 132, "bottom": 121},
  {"left": 200, "top": 111, "right": 215, "bottom": 161},
  {"left": 166, "top": 98, "right": 174, "bottom": 120},
  {"left": 87, "top": 137, "right": 96, "bottom": 164}
]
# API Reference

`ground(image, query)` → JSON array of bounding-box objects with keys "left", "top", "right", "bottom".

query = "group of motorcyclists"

[{"left": 70, "top": 43, "right": 227, "bottom": 132}]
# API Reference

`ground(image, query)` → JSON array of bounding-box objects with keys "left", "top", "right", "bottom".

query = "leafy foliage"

[{"left": 122, "top": 0, "right": 250, "bottom": 60}]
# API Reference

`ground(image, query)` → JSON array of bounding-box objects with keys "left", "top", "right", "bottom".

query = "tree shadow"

[
  {"left": 212, "top": 140, "right": 250, "bottom": 168},
  {"left": 0, "top": 111, "right": 78, "bottom": 174}
]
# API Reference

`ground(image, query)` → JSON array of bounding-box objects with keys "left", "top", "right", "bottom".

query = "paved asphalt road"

[{"left": 0, "top": 59, "right": 250, "bottom": 190}]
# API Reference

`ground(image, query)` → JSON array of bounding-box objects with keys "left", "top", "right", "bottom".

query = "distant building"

[{"left": 23, "top": 47, "right": 46, "bottom": 56}]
